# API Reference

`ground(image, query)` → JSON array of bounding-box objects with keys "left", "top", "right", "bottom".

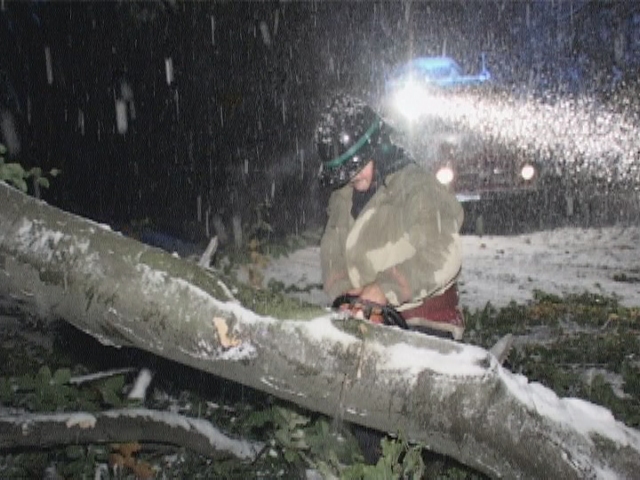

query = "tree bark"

[{"left": 1, "top": 182, "right": 640, "bottom": 479}]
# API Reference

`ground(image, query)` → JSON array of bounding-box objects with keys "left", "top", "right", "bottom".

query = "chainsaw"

[{"left": 331, "top": 294, "right": 408, "bottom": 330}]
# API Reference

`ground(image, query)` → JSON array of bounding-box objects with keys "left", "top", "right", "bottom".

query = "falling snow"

[{"left": 390, "top": 91, "right": 640, "bottom": 184}]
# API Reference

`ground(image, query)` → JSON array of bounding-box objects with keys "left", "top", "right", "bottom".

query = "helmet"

[{"left": 316, "top": 94, "right": 388, "bottom": 188}]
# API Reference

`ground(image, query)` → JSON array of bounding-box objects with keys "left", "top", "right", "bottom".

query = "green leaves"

[
  {"left": 0, "top": 143, "right": 60, "bottom": 193},
  {"left": 342, "top": 435, "right": 426, "bottom": 480},
  {"left": 99, "top": 374, "right": 127, "bottom": 408},
  {"left": 60, "top": 445, "right": 109, "bottom": 479},
  {"left": 51, "top": 366, "right": 72, "bottom": 385},
  {"left": 0, "top": 161, "right": 28, "bottom": 192},
  {"left": 0, "top": 366, "right": 128, "bottom": 412},
  {"left": 256, "top": 406, "right": 311, "bottom": 458},
  {"left": 468, "top": 291, "right": 640, "bottom": 429}
]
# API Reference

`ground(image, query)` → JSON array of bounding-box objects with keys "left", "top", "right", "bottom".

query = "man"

[{"left": 317, "top": 93, "right": 465, "bottom": 340}]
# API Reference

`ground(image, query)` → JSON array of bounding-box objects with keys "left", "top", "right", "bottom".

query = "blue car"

[{"left": 387, "top": 56, "right": 490, "bottom": 90}]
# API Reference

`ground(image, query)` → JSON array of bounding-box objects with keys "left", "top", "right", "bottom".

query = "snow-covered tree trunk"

[{"left": 1, "top": 182, "right": 639, "bottom": 479}]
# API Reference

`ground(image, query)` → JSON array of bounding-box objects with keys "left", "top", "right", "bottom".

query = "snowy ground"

[{"left": 257, "top": 225, "right": 640, "bottom": 311}]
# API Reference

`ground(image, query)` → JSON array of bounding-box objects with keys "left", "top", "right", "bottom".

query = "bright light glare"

[
  {"left": 421, "top": 93, "right": 639, "bottom": 185},
  {"left": 436, "top": 166, "right": 454, "bottom": 185},
  {"left": 521, "top": 164, "right": 535, "bottom": 181},
  {"left": 393, "top": 81, "right": 434, "bottom": 121}
]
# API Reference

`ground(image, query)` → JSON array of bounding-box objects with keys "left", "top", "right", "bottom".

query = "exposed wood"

[{"left": 1, "top": 182, "right": 640, "bottom": 479}]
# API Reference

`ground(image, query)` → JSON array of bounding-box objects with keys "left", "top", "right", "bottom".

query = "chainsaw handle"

[{"left": 331, "top": 294, "right": 409, "bottom": 330}]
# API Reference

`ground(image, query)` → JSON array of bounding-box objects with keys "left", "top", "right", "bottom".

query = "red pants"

[{"left": 400, "top": 284, "right": 460, "bottom": 322}]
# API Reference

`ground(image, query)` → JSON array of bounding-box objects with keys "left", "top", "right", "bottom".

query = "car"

[
  {"left": 383, "top": 56, "right": 539, "bottom": 230},
  {"left": 433, "top": 136, "right": 542, "bottom": 234},
  {"left": 432, "top": 137, "right": 538, "bottom": 202}
]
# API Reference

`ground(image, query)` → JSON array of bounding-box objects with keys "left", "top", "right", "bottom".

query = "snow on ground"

[{"left": 259, "top": 225, "right": 640, "bottom": 311}]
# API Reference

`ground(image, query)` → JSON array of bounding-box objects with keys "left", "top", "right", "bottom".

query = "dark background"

[{"left": 1, "top": 1, "right": 639, "bottom": 241}]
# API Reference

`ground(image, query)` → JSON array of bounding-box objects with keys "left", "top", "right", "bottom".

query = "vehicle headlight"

[
  {"left": 521, "top": 163, "right": 535, "bottom": 181},
  {"left": 392, "top": 81, "right": 432, "bottom": 121},
  {"left": 436, "top": 166, "right": 454, "bottom": 185}
]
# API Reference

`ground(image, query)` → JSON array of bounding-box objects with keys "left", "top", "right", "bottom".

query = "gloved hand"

[{"left": 339, "top": 300, "right": 384, "bottom": 324}]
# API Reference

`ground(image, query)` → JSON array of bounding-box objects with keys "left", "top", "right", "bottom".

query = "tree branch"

[{"left": 0, "top": 408, "right": 263, "bottom": 461}]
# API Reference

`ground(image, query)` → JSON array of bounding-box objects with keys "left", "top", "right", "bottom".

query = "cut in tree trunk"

[{"left": 1, "top": 183, "right": 640, "bottom": 479}]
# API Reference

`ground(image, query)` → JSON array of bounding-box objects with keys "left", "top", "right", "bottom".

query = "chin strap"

[{"left": 331, "top": 294, "right": 409, "bottom": 330}]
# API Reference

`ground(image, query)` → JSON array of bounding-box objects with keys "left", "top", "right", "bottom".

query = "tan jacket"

[{"left": 320, "top": 162, "right": 464, "bottom": 309}]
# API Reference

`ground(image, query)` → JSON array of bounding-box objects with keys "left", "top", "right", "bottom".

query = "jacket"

[{"left": 320, "top": 162, "right": 464, "bottom": 309}]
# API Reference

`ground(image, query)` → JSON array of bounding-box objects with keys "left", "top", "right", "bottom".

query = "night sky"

[{"left": 1, "top": 1, "right": 638, "bottom": 240}]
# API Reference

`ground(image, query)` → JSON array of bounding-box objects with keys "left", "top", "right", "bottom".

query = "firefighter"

[{"left": 316, "top": 93, "right": 465, "bottom": 340}]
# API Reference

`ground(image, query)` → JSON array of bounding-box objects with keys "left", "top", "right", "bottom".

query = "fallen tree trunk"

[{"left": 1, "top": 182, "right": 640, "bottom": 479}]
